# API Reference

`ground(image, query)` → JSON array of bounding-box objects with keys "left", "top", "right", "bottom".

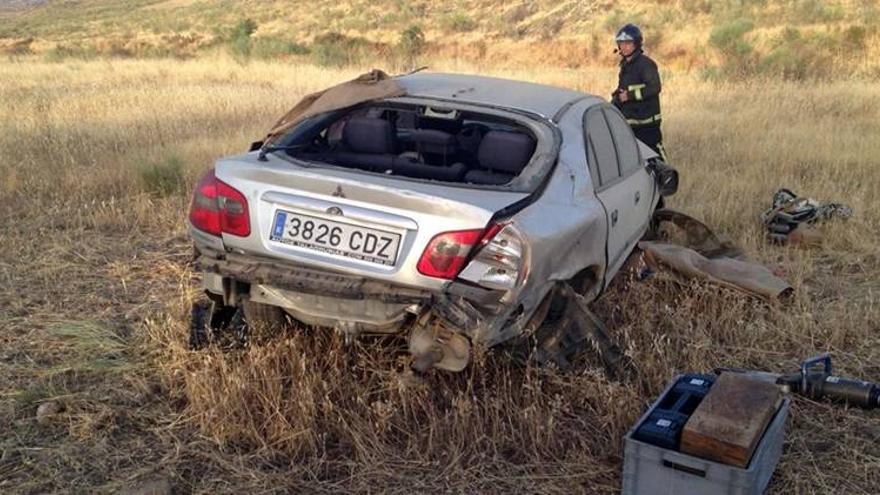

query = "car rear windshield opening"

[{"left": 278, "top": 103, "right": 539, "bottom": 186}]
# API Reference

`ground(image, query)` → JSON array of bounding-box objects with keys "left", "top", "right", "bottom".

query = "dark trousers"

[{"left": 633, "top": 125, "right": 668, "bottom": 162}]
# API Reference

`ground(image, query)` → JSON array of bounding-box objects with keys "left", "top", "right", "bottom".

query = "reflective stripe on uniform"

[
  {"left": 626, "top": 114, "right": 662, "bottom": 126},
  {"left": 627, "top": 83, "right": 646, "bottom": 101},
  {"left": 657, "top": 142, "right": 669, "bottom": 162}
]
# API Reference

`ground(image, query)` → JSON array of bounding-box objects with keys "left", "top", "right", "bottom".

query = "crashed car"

[{"left": 187, "top": 72, "right": 677, "bottom": 371}]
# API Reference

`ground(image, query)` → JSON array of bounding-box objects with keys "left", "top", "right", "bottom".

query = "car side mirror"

[
  {"left": 650, "top": 160, "right": 678, "bottom": 197},
  {"left": 249, "top": 140, "right": 264, "bottom": 152}
]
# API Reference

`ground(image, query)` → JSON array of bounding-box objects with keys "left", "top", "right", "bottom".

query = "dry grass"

[
  {"left": 1, "top": 56, "right": 879, "bottom": 493},
  {"left": 2, "top": 0, "right": 880, "bottom": 77}
]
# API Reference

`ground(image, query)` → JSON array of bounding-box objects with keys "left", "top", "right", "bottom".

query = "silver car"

[{"left": 187, "top": 73, "right": 677, "bottom": 371}]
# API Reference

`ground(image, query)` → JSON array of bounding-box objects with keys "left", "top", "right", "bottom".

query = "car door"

[
  {"left": 583, "top": 106, "right": 654, "bottom": 283},
  {"left": 603, "top": 106, "right": 655, "bottom": 253}
]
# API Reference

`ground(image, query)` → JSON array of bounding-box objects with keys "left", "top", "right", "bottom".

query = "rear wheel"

[
  {"left": 189, "top": 299, "right": 243, "bottom": 349},
  {"left": 241, "top": 300, "right": 287, "bottom": 329},
  {"left": 505, "top": 269, "right": 600, "bottom": 364}
]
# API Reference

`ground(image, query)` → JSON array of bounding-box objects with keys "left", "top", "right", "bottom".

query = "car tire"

[
  {"left": 546, "top": 269, "right": 598, "bottom": 321},
  {"left": 189, "top": 299, "right": 243, "bottom": 349},
  {"left": 241, "top": 300, "right": 287, "bottom": 329},
  {"left": 189, "top": 301, "right": 212, "bottom": 349}
]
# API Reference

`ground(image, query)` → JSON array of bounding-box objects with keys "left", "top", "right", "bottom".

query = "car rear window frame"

[{"left": 270, "top": 96, "right": 560, "bottom": 194}]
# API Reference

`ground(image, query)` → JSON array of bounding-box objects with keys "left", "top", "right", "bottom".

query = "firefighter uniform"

[{"left": 612, "top": 49, "right": 667, "bottom": 162}]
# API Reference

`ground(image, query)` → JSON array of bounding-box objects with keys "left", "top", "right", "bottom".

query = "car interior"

[{"left": 287, "top": 104, "right": 538, "bottom": 185}]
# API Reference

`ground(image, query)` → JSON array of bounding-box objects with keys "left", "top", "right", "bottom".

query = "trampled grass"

[{"left": 1, "top": 56, "right": 879, "bottom": 493}]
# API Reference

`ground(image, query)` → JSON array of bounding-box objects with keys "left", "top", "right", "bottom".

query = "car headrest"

[
  {"left": 477, "top": 131, "right": 536, "bottom": 173},
  {"left": 343, "top": 117, "right": 395, "bottom": 154},
  {"left": 411, "top": 128, "right": 457, "bottom": 155}
]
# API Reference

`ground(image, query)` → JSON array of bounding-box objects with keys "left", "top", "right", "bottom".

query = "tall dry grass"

[{"left": 1, "top": 56, "right": 879, "bottom": 493}]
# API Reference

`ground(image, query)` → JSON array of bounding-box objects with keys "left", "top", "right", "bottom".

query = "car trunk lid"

[{"left": 213, "top": 153, "right": 530, "bottom": 289}]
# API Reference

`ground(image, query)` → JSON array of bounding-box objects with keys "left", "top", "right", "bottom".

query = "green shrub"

[
  {"left": 228, "top": 18, "right": 258, "bottom": 59},
  {"left": 709, "top": 18, "right": 754, "bottom": 54},
  {"left": 708, "top": 18, "right": 756, "bottom": 78},
  {"left": 758, "top": 28, "right": 836, "bottom": 80},
  {"left": 43, "top": 43, "right": 98, "bottom": 62},
  {"left": 842, "top": 25, "right": 868, "bottom": 50},
  {"left": 310, "top": 32, "right": 371, "bottom": 67},
  {"left": 251, "top": 37, "right": 309, "bottom": 59},
  {"left": 397, "top": 25, "right": 426, "bottom": 66},
  {"left": 139, "top": 155, "right": 185, "bottom": 197},
  {"left": 440, "top": 12, "right": 477, "bottom": 33},
  {"left": 232, "top": 18, "right": 258, "bottom": 40}
]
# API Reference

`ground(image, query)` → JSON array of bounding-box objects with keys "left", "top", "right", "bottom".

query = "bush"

[
  {"left": 232, "top": 18, "right": 258, "bottom": 40},
  {"left": 709, "top": 18, "right": 754, "bottom": 55},
  {"left": 139, "top": 155, "right": 185, "bottom": 197},
  {"left": 758, "top": 28, "right": 837, "bottom": 80},
  {"left": 251, "top": 37, "right": 309, "bottom": 59},
  {"left": 842, "top": 25, "right": 868, "bottom": 50},
  {"left": 440, "top": 12, "right": 477, "bottom": 33},
  {"left": 43, "top": 43, "right": 98, "bottom": 62},
  {"left": 397, "top": 25, "right": 426, "bottom": 67},
  {"left": 708, "top": 18, "right": 756, "bottom": 78},
  {"left": 229, "top": 18, "right": 258, "bottom": 59},
  {"left": 310, "top": 32, "right": 371, "bottom": 67}
]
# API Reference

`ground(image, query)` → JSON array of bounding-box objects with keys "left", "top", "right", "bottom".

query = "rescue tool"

[{"left": 716, "top": 354, "right": 880, "bottom": 410}]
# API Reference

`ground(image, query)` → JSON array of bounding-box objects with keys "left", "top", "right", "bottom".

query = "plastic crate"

[
  {"left": 632, "top": 374, "right": 715, "bottom": 450},
  {"left": 622, "top": 375, "right": 790, "bottom": 495}
]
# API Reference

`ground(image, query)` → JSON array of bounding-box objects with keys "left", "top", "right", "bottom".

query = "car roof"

[{"left": 395, "top": 72, "right": 605, "bottom": 120}]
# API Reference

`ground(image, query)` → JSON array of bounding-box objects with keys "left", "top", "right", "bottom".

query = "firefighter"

[{"left": 611, "top": 24, "right": 668, "bottom": 162}]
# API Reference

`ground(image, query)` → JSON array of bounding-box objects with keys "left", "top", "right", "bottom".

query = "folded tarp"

[
  {"left": 639, "top": 241, "right": 793, "bottom": 300},
  {"left": 640, "top": 209, "right": 793, "bottom": 301},
  {"left": 263, "top": 69, "right": 406, "bottom": 146}
]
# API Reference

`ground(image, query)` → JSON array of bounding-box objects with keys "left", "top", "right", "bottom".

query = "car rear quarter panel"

[{"left": 477, "top": 100, "right": 609, "bottom": 346}]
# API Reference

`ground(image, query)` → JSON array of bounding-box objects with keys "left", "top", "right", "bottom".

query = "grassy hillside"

[
  {"left": 1, "top": 56, "right": 879, "bottom": 493},
  {"left": 2, "top": 0, "right": 879, "bottom": 77}
]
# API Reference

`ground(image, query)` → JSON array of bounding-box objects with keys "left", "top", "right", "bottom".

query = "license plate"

[{"left": 270, "top": 210, "right": 402, "bottom": 266}]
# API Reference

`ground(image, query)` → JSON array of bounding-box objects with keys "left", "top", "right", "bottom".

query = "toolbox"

[
  {"left": 632, "top": 374, "right": 714, "bottom": 450},
  {"left": 622, "top": 374, "right": 789, "bottom": 495}
]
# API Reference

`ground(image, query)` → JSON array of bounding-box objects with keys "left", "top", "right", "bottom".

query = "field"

[{"left": 1, "top": 54, "right": 878, "bottom": 494}]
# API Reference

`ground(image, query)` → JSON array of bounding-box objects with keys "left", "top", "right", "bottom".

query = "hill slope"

[{"left": 1, "top": 0, "right": 878, "bottom": 76}]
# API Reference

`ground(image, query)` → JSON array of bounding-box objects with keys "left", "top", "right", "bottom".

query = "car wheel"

[
  {"left": 189, "top": 299, "right": 242, "bottom": 349},
  {"left": 189, "top": 300, "right": 212, "bottom": 349},
  {"left": 546, "top": 269, "right": 598, "bottom": 321},
  {"left": 241, "top": 300, "right": 287, "bottom": 330}
]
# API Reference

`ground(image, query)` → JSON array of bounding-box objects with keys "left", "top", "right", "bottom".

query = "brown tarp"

[
  {"left": 263, "top": 69, "right": 406, "bottom": 146},
  {"left": 640, "top": 210, "right": 793, "bottom": 301},
  {"left": 639, "top": 241, "right": 793, "bottom": 300}
]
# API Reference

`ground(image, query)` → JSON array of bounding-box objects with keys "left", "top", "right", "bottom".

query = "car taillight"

[
  {"left": 417, "top": 228, "right": 485, "bottom": 279},
  {"left": 188, "top": 169, "right": 250, "bottom": 237},
  {"left": 458, "top": 223, "right": 526, "bottom": 290}
]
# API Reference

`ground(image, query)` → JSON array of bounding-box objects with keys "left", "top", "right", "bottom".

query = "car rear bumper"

[
  {"left": 199, "top": 251, "right": 433, "bottom": 305},
  {"left": 197, "top": 249, "right": 508, "bottom": 330},
  {"left": 196, "top": 249, "right": 541, "bottom": 370}
]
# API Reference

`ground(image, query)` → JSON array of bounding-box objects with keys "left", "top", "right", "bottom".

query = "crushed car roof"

[{"left": 395, "top": 72, "right": 604, "bottom": 120}]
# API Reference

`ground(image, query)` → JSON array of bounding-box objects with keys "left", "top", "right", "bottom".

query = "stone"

[{"left": 35, "top": 401, "right": 63, "bottom": 425}]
